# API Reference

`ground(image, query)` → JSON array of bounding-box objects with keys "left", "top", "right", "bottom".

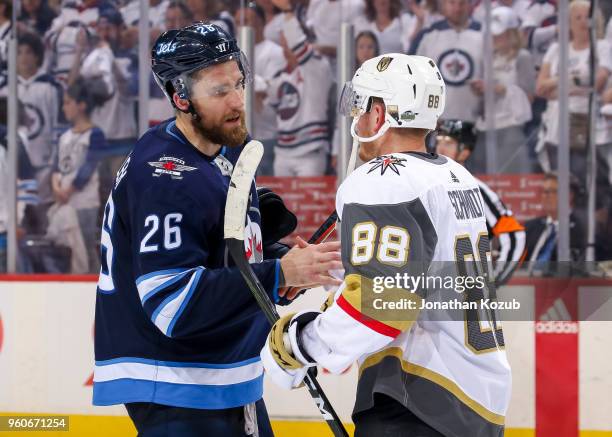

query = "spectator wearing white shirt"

[
  {"left": 43, "top": 0, "right": 112, "bottom": 86},
  {"left": 267, "top": 3, "right": 335, "bottom": 176},
  {"left": 306, "top": 0, "right": 365, "bottom": 71},
  {"left": 0, "top": 0, "right": 12, "bottom": 89},
  {"left": 147, "top": 1, "right": 194, "bottom": 126},
  {"left": 17, "top": 32, "right": 63, "bottom": 207},
  {"left": 409, "top": 0, "right": 483, "bottom": 122},
  {"left": 68, "top": 9, "right": 138, "bottom": 203},
  {"left": 469, "top": 6, "right": 536, "bottom": 173},
  {"left": 522, "top": 0, "right": 557, "bottom": 68},
  {"left": 354, "top": 0, "right": 416, "bottom": 54},
  {"left": 235, "top": 2, "right": 287, "bottom": 175},
  {"left": 120, "top": 0, "right": 169, "bottom": 29},
  {"left": 536, "top": 1, "right": 610, "bottom": 192},
  {"left": 257, "top": 0, "right": 285, "bottom": 44}
]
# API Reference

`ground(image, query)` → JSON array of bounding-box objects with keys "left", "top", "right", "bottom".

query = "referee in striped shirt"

[{"left": 435, "top": 120, "right": 527, "bottom": 285}]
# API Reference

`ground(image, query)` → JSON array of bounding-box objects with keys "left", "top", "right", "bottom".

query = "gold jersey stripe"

[{"left": 359, "top": 347, "right": 506, "bottom": 426}]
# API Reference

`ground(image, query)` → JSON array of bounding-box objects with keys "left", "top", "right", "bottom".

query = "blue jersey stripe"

[
  {"left": 140, "top": 269, "right": 195, "bottom": 304},
  {"left": 167, "top": 268, "right": 204, "bottom": 336},
  {"left": 93, "top": 375, "right": 263, "bottom": 409}
]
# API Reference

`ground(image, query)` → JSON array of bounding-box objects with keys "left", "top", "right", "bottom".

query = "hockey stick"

[
  {"left": 305, "top": 137, "right": 359, "bottom": 245},
  {"left": 280, "top": 138, "right": 359, "bottom": 296},
  {"left": 224, "top": 140, "right": 349, "bottom": 437}
]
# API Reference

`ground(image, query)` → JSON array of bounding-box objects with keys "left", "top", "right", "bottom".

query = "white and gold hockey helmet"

[{"left": 339, "top": 54, "right": 446, "bottom": 142}]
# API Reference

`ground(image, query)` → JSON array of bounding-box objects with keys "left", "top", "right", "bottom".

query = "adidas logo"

[
  {"left": 450, "top": 171, "right": 459, "bottom": 183},
  {"left": 535, "top": 298, "right": 578, "bottom": 334},
  {"left": 539, "top": 298, "right": 571, "bottom": 321}
]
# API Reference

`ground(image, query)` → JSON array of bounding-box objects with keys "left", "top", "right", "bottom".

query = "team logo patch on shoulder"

[
  {"left": 213, "top": 154, "right": 234, "bottom": 176},
  {"left": 148, "top": 156, "right": 197, "bottom": 179},
  {"left": 367, "top": 155, "right": 407, "bottom": 176}
]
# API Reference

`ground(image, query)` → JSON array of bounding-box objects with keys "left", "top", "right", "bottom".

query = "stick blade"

[{"left": 224, "top": 140, "right": 264, "bottom": 241}]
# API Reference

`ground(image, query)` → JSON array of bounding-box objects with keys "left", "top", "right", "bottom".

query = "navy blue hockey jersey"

[{"left": 93, "top": 119, "right": 281, "bottom": 410}]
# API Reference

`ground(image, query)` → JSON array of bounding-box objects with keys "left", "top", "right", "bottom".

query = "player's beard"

[{"left": 191, "top": 109, "right": 248, "bottom": 148}]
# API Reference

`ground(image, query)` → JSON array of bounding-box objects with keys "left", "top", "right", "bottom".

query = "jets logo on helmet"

[
  {"left": 338, "top": 54, "right": 446, "bottom": 143},
  {"left": 151, "top": 21, "right": 252, "bottom": 115}
]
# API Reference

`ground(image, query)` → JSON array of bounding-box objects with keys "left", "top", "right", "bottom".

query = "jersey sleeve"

[
  {"left": 132, "top": 184, "right": 281, "bottom": 339},
  {"left": 73, "top": 127, "right": 105, "bottom": 190},
  {"left": 301, "top": 192, "right": 438, "bottom": 373},
  {"left": 282, "top": 15, "right": 321, "bottom": 70}
]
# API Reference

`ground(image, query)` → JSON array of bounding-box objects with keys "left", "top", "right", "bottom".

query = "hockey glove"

[
  {"left": 261, "top": 311, "right": 321, "bottom": 389},
  {"left": 257, "top": 187, "right": 297, "bottom": 245}
]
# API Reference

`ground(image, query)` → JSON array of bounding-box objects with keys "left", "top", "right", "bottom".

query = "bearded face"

[
  {"left": 186, "top": 60, "right": 249, "bottom": 148},
  {"left": 190, "top": 103, "right": 247, "bottom": 148}
]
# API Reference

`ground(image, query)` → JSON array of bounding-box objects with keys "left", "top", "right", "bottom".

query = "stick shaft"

[{"left": 226, "top": 241, "right": 348, "bottom": 437}]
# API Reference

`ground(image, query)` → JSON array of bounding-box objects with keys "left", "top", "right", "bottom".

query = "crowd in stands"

[{"left": 0, "top": 0, "right": 610, "bottom": 272}]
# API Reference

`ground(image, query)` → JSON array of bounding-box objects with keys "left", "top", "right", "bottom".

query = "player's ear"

[
  {"left": 172, "top": 93, "right": 190, "bottom": 112},
  {"left": 374, "top": 100, "right": 386, "bottom": 130}
]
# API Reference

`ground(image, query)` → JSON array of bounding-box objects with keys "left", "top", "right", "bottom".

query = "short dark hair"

[
  {"left": 66, "top": 76, "right": 110, "bottom": 115},
  {"left": 18, "top": 32, "right": 45, "bottom": 68},
  {"left": 167, "top": 1, "right": 192, "bottom": 19}
]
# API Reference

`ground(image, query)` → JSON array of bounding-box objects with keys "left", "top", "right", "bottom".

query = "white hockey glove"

[{"left": 260, "top": 311, "right": 321, "bottom": 390}]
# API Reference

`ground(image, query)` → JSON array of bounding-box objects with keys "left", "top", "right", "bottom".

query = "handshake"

[{"left": 257, "top": 187, "right": 342, "bottom": 302}]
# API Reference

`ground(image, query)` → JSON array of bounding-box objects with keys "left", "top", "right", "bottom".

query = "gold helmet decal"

[{"left": 376, "top": 56, "right": 393, "bottom": 72}]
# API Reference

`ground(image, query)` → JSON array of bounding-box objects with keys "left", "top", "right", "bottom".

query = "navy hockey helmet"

[
  {"left": 436, "top": 119, "right": 477, "bottom": 151},
  {"left": 151, "top": 22, "right": 251, "bottom": 110}
]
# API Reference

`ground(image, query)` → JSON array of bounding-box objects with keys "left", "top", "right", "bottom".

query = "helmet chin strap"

[{"left": 350, "top": 115, "right": 391, "bottom": 143}]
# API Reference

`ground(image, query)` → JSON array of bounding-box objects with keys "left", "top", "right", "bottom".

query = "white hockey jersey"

[
  {"left": 18, "top": 70, "right": 63, "bottom": 169},
  {"left": 266, "top": 15, "right": 333, "bottom": 158},
  {"left": 302, "top": 151, "right": 511, "bottom": 437},
  {"left": 410, "top": 19, "right": 483, "bottom": 122}
]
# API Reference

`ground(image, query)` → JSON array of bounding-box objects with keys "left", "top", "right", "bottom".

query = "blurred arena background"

[{"left": 0, "top": 0, "right": 611, "bottom": 435}]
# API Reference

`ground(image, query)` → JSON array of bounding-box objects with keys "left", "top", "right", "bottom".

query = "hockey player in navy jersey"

[{"left": 92, "top": 22, "right": 342, "bottom": 436}]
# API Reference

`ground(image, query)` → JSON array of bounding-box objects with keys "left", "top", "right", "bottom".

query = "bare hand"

[
  {"left": 470, "top": 79, "right": 485, "bottom": 96},
  {"left": 279, "top": 236, "right": 342, "bottom": 288},
  {"left": 75, "top": 27, "right": 89, "bottom": 53},
  {"left": 494, "top": 83, "right": 506, "bottom": 96},
  {"left": 407, "top": 0, "right": 425, "bottom": 20}
]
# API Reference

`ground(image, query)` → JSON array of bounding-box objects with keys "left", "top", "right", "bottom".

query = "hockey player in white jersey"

[{"left": 261, "top": 54, "right": 511, "bottom": 436}]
